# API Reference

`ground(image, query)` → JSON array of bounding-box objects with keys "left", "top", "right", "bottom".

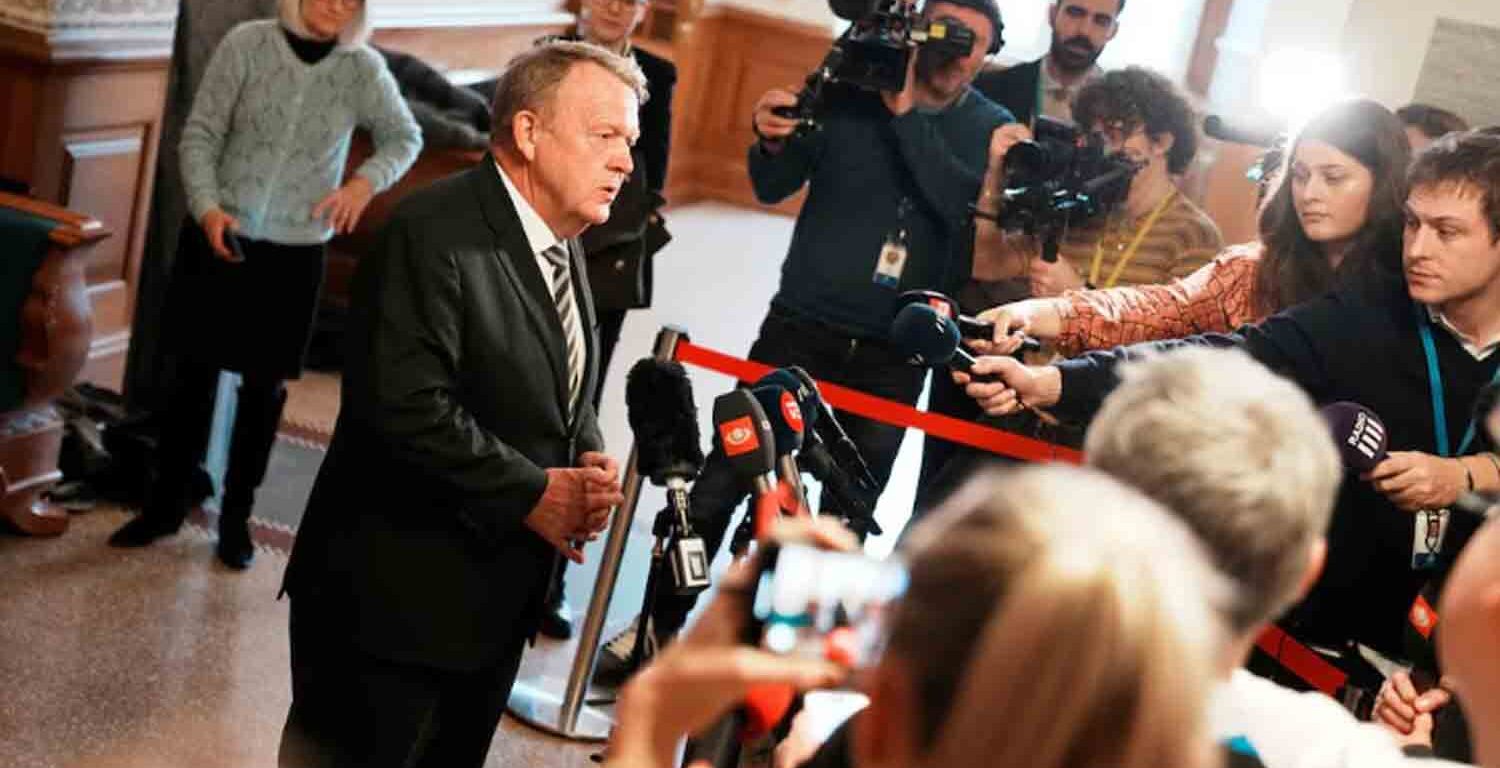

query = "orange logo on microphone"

[
  {"left": 781, "top": 391, "right": 804, "bottom": 434},
  {"left": 927, "top": 297, "right": 953, "bottom": 319},
  {"left": 720, "top": 416, "right": 759, "bottom": 457}
]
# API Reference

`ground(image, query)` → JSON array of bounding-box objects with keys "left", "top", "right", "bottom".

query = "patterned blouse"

[{"left": 1052, "top": 241, "right": 1265, "bottom": 357}]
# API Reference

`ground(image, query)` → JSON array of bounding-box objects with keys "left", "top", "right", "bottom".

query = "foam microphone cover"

[
  {"left": 625, "top": 359, "right": 705, "bottom": 485},
  {"left": 827, "top": 0, "right": 876, "bottom": 21},
  {"left": 890, "top": 303, "right": 960, "bottom": 366},
  {"left": 1321, "top": 401, "right": 1388, "bottom": 473},
  {"left": 752, "top": 385, "right": 804, "bottom": 456}
]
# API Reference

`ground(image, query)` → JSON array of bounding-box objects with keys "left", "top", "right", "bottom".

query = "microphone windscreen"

[
  {"left": 753, "top": 385, "right": 804, "bottom": 457},
  {"left": 713, "top": 389, "right": 777, "bottom": 478},
  {"left": 1321, "top": 401, "right": 1388, "bottom": 473},
  {"left": 890, "top": 303, "right": 960, "bottom": 366},
  {"left": 827, "top": 0, "right": 876, "bottom": 21},
  {"left": 756, "top": 368, "right": 821, "bottom": 432},
  {"left": 626, "top": 359, "right": 704, "bottom": 484}
]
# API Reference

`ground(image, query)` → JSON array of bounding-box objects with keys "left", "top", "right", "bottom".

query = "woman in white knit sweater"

[{"left": 110, "top": 0, "right": 421, "bottom": 569}]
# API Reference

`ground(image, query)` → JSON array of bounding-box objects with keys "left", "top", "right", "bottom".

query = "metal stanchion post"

[{"left": 508, "top": 327, "right": 689, "bottom": 742}]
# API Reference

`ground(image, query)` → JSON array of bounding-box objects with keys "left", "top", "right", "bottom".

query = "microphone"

[
  {"left": 713, "top": 389, "right": 779, "bottom": 542},
  {"left": 752, "top": 384, "right": 810, "bottom": 513},
  {"left": 626, "top": 359, "right": 711, "bottom": 594},
  {"left": 891, "top": 302, "right": 987, "bottom": 376},
  {"left": 783, "top": 366, "right": 881, "bottom": 494},
  {"left": 1320, "top": 401, "right": 1387, "bottom": 473},
  {"left": 897, "top": 289, "right": 1039, "bottom": 350},
  {"left": 1203, "top": 114, "right": 1285, "bottom": 148}
]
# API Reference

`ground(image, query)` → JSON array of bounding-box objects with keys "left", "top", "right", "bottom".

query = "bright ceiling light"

[{"left": 1258, "top": 49, "right": 1348, "bottom": 128}]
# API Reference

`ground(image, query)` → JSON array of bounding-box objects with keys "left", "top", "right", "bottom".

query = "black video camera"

[
  {"left": 772, "top": 1, "right": 992, "bottom": 135},
  {"left": 982, "top": 116, "right": 1141, "bottom": 262}
]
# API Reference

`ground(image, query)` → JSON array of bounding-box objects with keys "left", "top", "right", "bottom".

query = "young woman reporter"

[
  {"left": 976, "top": 99, "right": 1410, "bottom": 357},
  {"left": 605, "top": 467, "right": 1228, "bottom": 768},
  {"left": 109, "top": 0, "right": 421, "bottom": 568}
]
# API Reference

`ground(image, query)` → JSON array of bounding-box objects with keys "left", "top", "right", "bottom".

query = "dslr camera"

[
  {"left": 982, "top": 116, "right": 1141, "bottom": 262},
  {"left": 773, "top": 0, "right": 995, "bottom": 134}
]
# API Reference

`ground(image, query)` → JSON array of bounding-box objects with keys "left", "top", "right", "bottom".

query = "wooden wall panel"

[
  {"left": 665, "top": 7, "right": 833, "bottom": 216},
  {"left": 372, "top": 23, "right": 568, "bottom": 75}
]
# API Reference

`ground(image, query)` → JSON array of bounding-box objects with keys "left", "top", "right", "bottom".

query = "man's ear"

[
  {"left": 512, "top": 110, "right": 542, "bottom": 163},
  {"left": 1148, "top": 129, "right": 1175, "bottom": 163},
  {"left": 1047, "top": 3, "right": 1059, "bottom": 28},
  {"left": 1296, "top": 539, "right": 1328, "bottom": 602},
  {"left": 1106, "top": 20, "right": 1120, "bottom": 41}
]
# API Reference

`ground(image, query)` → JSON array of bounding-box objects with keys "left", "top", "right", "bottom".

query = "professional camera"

[
  {"left": 980, "top": 116, "right": 1141, "bottom": 262},
  {"left": 773, "top": 1, "right": 995, "bottom": 134}
]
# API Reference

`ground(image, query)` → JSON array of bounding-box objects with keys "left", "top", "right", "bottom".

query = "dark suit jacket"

[
  {"left": 973, "top": 58, "right": 1042, "bottom": 127},
  {"left": 283, "top": 156, "right": 605, "bottom": 672}
]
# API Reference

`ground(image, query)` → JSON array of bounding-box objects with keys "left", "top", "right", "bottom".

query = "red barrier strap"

[
  {"left": 1255, "top": 624, "right": 1348, "bottom": 696},
  {"left": 673, "top": 341, "right": 1083, "bottom": 465}
]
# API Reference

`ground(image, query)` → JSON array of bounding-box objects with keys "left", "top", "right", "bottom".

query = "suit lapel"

[{"left": 470, "top": 157, "right": 571, "bottom": 418}]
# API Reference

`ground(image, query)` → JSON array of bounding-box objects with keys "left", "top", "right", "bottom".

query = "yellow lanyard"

[{"left": 1089, "top": 190, "right": 1177, "bottom": 289}]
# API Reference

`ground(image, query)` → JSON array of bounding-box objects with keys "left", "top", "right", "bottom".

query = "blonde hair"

[
  {"left": 890, "top": 466, "right": 1227, "bottom": 768},
  {"left": 1085, "top": 347, "right": 1341, "bottom": 632},
  {"left": 280, "top": 0, "right": 372, "bottom": 49},
  {"left": 491, "top": 41, "right": 649, "bottom": 151}
]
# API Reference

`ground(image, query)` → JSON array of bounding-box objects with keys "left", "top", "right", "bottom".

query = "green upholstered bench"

[{"left": 0, "top": 192, "right": 107, "bottom": 536}]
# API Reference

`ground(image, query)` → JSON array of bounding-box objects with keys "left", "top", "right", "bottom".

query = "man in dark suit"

[
  {"left": 974, "top": 0, "right": 1123, "bottom": 126},
  {"left": 277, "top": 41, "right": 642, "bottom": 768},
  {"left": 541, "top": 0, "right": 680, "bottom": 639}
]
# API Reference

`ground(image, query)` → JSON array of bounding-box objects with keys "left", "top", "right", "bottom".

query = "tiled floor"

[{"left": 0, "top": 202, "right": 930, "bottom": 767}]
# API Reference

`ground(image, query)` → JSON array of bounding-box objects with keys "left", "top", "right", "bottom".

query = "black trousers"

[
  {"left": 652, "top": 305, "right": 926, "bottom": 634},
  {"left": 279, "top": 597, "right": 527, "bottom": 768}
]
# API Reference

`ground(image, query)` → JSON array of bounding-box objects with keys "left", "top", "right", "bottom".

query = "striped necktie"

[{"left": 542, "top": 244, "right": 585, "bottom": 413}]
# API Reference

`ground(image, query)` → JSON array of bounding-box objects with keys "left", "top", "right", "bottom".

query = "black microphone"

[
  {"left": 891, "top": 302, "right": 988, "bottom": 376},
  {"left": 1320, "top": 401, "right": 1387, "bottom": 473},
  {"left": 783, "top": 366, "right": 881, "bottom": 494},
  {"left": 713, "top": 389, "right": 777, "bottom": 502},
  {"left": 626, "top": 358, "right": 706, "bottom": 536},
  {"left": 1203, "top": 114, "right": 1285, "bottom": 148},
  {"left": 752, "top": 384, "right": 808, "bottom": 511}
]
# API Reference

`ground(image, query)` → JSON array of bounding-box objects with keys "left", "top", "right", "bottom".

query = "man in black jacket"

[
  {"left": 974, "top": 0, "right": 1123, "bottom": 126},
  {"left": 962, "top": 129, "right": 1500, "bottom": 662},
  {"left": 277, "top": 42, "right": 636, "bottom": 768}
]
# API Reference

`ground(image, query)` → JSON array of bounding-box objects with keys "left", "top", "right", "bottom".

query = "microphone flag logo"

[
  {"left": 781, "top": 391, "right": 804, "bottom": 434},
  {"left": 720, "top": 416, "right": 759, "bottom": 457}
]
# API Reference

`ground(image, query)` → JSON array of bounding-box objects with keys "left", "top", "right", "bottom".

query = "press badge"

[
  {"left": 1412, "top": 508, "right": 1450, "bottom": 570},
  {"left": 873, "top": 232, "right": 908, "bottom": 288}
]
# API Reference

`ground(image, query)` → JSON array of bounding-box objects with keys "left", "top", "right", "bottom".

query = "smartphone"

[
  {"left": 224, "top": 230, "right": 247, "bottom": 262},
  {"left": 747, "top": 542, "right": 908, "bottom": 670}
]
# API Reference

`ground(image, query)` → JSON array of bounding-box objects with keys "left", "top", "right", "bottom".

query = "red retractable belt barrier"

[
  {"left": 673, "top": 341, "right": 1084, "bottom": 465},
  {"left": 675, "top": 339, "right": 1342, "bottom": 697}
]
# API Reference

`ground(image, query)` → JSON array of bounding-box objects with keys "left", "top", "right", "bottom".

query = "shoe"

[
  {"left": 107, "top": 514, "right": 182, "bottom": 548},
  {"left": 539, "top": 595, "right": 574, "bottom": 640},
  {"left": 591, "top": 615, "right": 658, "bottom": 687},
  {"left": 216, "top": 513, "right": 254, "bottom": 570}
]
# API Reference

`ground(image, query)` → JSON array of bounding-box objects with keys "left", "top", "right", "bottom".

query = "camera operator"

[
  {"left": 975, "top": 0, "right": 1124, "bottom": 126},
  {"left": 915, "top": 66, "right": 1220, "bottom": 518},
  {"left": 591, "top": 0, "right": 1017, "bottom": 684}
]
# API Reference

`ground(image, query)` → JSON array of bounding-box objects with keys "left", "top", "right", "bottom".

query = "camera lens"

[{"left": 1003, "top": 141, "right": 1050, "bottom": 185}]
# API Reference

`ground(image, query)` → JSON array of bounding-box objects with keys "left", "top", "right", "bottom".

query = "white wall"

[{"left": 1341, "top": 0, "right": 1500, "bottom": 109}]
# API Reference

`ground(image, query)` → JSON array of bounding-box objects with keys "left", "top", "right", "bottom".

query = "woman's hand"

[
  {"left": 313, "top": 176, "right": 375, "bottom": 235},
  {"left": 606, "top": 518, "right": 858, "bottom": 767},
  {"left": 200, "top": 208, "right": 243, "bottom": 262},
  {"left": 1372, "top": 670, "right": 1451, "bottom": 745},
  {"left": 969, "top": 299, "right": 1064, "bottom": 356},
  {"left": 1364, "top": 451, "right": 1468, "bottom": 511}
]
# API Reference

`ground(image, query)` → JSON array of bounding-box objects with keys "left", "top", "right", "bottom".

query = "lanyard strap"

[
  {"left": 1089, "top": 189, "right": 1177, "bottom": 289},
  {"left": 1415, "top": 305, "right": 1500, "bottom": 456}
]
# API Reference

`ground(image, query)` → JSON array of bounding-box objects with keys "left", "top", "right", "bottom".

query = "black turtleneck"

[{"left": 283, "top": 27, "right": 337, "bottom": 65}]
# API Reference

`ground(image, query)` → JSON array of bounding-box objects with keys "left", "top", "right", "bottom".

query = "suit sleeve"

[{"left": 351, "top": 211, "right": 549, "bottom": 541}]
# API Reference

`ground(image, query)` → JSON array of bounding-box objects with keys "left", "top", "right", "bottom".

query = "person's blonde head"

[
  {"left": 281, "top": 0, "right": 371, "bottom": 48},
  {"left": 1084, "top": 348, "right": 1339, "bottom": 633},
  {"left": 864, "top": 465, "right": 1227, "bottom": 768},
  {"left": 490, "top": 41, "right": 648, "bottom": 153}
]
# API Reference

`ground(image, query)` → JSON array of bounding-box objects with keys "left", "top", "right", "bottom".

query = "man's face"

[
  {"left": 1093, "top": 120, "right": 1170, "bottom": 180},
  {"left": 526, "top": 63, "right": 639, "bottom": 235},
  {"left": 1048, "top": 0, "right": 1120, "bottom": 73},
  {"left": 581, "top": 0, "right": 648, "bottom": 48},
  {"left": 1437, "top": 520, "right": 1500, "bottom": 702},
  {"left": 914, "top": 2, "right": 994, "bottom": 102},
  {"left": 1403, "top": 183, "right": 1500, "bottom": 308}
]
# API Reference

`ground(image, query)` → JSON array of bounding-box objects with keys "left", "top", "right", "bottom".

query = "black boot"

[
  {"left": 108, "top": 511, "right": 184, "bottom": 547},
  {"left": 215, "top": 378, "right": 286, "bottom": 570}
]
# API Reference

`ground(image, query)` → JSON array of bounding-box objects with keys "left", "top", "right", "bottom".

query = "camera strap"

[{"left": 1088, "top": 189, "right": 1177, "bottom": 289}]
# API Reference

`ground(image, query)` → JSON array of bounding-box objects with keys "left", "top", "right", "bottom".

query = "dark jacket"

[
  {"left": 1052, "top": 279, "right": 1498, "bottom": 656},
  {"left": 579, "top": 44, "right": 677, "bottom": 310},
  {"left": 973, "top": 58, "right": 1042, "bottom": 127},
  {"left": 283, "top": 157, "right": 605, "bottom": 672}
]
